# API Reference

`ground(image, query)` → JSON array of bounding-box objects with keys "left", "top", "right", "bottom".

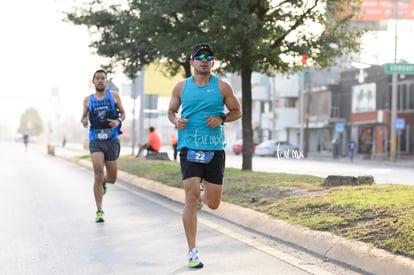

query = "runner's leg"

[
  {"left": 182, "top": 176, "right": 202, "bottom": 251},
  {"left": 91, "top": 152, "right": 105, "bottom": 210},
  {"left": 202, "top": 180, "right": 222, "bottom": 210}
]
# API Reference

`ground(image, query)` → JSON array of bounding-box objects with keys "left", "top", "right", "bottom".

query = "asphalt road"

[{"left": 0, "top": 141, "right": 364, "bottom": 275}]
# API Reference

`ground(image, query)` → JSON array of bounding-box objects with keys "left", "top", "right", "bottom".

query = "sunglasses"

[{"left": 194, "top": 54, "right": 214, "bottom": 61}]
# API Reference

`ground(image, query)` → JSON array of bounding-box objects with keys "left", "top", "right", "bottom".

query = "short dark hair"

[
  {"left": 149, "top": 126, "right": 155, "bottom": 132},
  {"left": 93, "top": 69, "right": 107, "bottom": 79}
]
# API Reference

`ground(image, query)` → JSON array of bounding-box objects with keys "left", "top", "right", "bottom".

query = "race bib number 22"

[{"left": 186, "top": 150, "right": 214, "bottom": 164}]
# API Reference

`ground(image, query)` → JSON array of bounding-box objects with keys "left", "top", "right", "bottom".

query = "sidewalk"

[{"left": 51, "top": 143, "right": 414, "bottom": 275}]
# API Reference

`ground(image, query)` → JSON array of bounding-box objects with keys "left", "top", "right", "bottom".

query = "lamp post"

[
  {"left": 390, "top": 0, "right": 399, "bottom": 161},
  {"left": 139, "top": 67, "right": 145, "bottom": 148},
  {"left": 300, "top": 53, "right": 310, "bottom": 157},
  {"left": 299, "top": 71, "right": 304, "bottom": 152},
  {"left": 131, "top": 97, "right": 136, "bottom": 155},
  {"left": 130, "top": 67, "right": 144, "bottom": 156}
]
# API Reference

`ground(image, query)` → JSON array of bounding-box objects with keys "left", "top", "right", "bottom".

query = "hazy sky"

[
  {"left": 0, "top": 0, "right": 99, "bottom": 136},
  {"left": 2, "top": 0, "right": 414, "bottom": 140}
]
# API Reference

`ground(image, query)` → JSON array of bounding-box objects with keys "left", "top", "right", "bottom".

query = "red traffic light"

[{"left": 301, "top": 54, "right": 307, "bottom": 65}]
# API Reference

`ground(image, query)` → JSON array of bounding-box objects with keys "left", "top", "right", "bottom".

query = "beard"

[
  {"left": 95, "top": 86, "right": 105, "bottom": 92},
  {"left": 195, "top": 69, "right": 210, "bottom": 76}
]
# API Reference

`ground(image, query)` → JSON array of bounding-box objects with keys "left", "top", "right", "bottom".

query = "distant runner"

[{"left": 81, "top": 69, "right": 126, "bottom": 223}]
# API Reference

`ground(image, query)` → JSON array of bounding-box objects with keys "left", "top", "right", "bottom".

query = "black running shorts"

[
  {"left": 179, "top": 148, "right": 226, "bottom": 185},
  {"left": 89, "top": 139, "right": 121, "bottom": 161}
]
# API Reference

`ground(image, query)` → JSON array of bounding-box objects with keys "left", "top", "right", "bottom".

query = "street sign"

[
  {"left": 335, "top": 122, "right": 345, "bottom": 133},
  {"left": 385, "top": 63, "right": 414, "bottom": 75},
  {"left": 107, "top": 80, "right": 119, "bottom": 92},
  {"left": 130, "top": 80, "right": 139, "bottom": 100},
  {"left": 395, "top": 118, "right": 406, "bottom": 130}
]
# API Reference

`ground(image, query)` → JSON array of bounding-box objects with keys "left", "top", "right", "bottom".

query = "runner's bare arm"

[
  {"left": 113, "top": 92, "right": 126, "bottom": 121},
  {"left": 219, "top": 80, "right": 242, "bottom": 123},
  {"left": 81, "top": 96, "right": 90, "bottom": 128},
  {"left": 105, "top": 92, "right": 126, "bottom": 128},
  {"left": 168, "top": 81, "right": 187, "bottom": 129}
]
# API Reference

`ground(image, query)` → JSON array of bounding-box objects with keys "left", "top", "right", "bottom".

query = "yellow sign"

[{"left": 144, "top": 63, "right": 186, "bottom": 97}]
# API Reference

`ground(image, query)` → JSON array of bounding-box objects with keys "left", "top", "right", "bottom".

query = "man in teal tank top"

[{"left": 168, "top": 43, "right": 242, "bottom": 268}]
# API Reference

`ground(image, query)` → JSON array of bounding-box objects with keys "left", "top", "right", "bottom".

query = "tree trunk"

[
  {"left": 183, "top": 60, "right": 191, "bottom": 77},
  {"left": 241, "top": 68, "right": 253, "bottom": 170}
]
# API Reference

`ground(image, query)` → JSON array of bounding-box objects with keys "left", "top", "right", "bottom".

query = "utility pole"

[
  {"left": 300, "top": 54, "right": 310, "bottom": 157},
  {"left": 131, "top": 98, "right": 136, "bottom": 155},
  {"left": 130, "top": 75, "right": 139, "bottom": 155},
  {"left": 390, "top": 0, "right": 399, "bottom": 161},
  {"left": 139, "top": 67, "right": 145, "bottom": 147},
  {"left": 130, "top": 67, "right": 145, "bottom": 156},
  {"left": 299, "top": 72, "right": 304, "bottom": 152},
  {"left": 304, "top": 67, "right": 311, "bottom": 158}
]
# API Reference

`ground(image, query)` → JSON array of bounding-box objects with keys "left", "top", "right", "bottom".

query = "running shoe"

[
  {"left": 187, "top": 248, "right": 204, "bottom": 268},
  {"left": 197, "top": 184, "right": 204, "bottom": 211},
  {"left": 103, "top": 181, "right": 107, "bottom": 195},
  {"left": 96, "top": 209, "right": 105, "bottom": 223}
]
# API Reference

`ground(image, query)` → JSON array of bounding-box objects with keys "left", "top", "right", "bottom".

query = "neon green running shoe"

[
  {"left": 103, "top": 181, "right": 107, "bottom": 195},
  {"left": 96, "top": 209, "right": 105, "bottom": 223},
  {"left": 187, "top": 248, "right": 203, "bottom": 268}
]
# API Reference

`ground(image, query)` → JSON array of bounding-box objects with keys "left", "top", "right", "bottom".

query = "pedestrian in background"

[
  {"left": 23, "top": 131, "right": 29, "bottom": 151},
  {"left": 348, "top": 139, "right": 356, "bottom": 162},
  {"left": 167, "top": 43, "right": 242, "bottom": 268},
  {"left": 62, "top": 135, "right": 67, "bottom": 148},
  {"left": 81, "top": 69, "right": 126, "bottom": 223},
  {"left": 136, "top": 126, "right": 161, "bottom": 158}
]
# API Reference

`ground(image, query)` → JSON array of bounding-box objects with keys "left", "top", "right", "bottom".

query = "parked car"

[
  {"left": 254, "top": 140, "right": 300, "bottom": 157},
  {"left": 232, "top": 139, "right": 256, "bottom": 155}
]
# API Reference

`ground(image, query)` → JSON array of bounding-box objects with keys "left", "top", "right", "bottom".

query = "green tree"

[
  {"left": 18, "top": 107, "right": 43, "bottom": 136},
  {"left": 66, "top": 1, "right": 157, "bottom": 79},
  {"left": 66, "top": 0, "right": 363, "bottom": 170}
]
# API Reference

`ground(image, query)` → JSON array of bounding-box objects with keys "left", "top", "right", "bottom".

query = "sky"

[
  {"left": 2, "top": 0, "right": 414, "bottom": 141},
  {"left": 0, "top": 0, "right": 178, "bottom": 141},
  {"left": 0, "top": 0, "right": 101, "bottom": 138}
]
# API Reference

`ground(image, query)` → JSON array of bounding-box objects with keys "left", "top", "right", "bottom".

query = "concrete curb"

[{"left": 75, "top": 158, "right": 414, "bottom": 275}]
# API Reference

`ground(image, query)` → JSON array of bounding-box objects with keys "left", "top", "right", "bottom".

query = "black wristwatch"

[{"left": 219, "top": 114, "right": 226, "bottom": 123}]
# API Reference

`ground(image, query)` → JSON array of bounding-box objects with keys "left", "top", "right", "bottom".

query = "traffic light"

[{"left": 301, "top": 54, "right": 307, "bottom": 65}]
